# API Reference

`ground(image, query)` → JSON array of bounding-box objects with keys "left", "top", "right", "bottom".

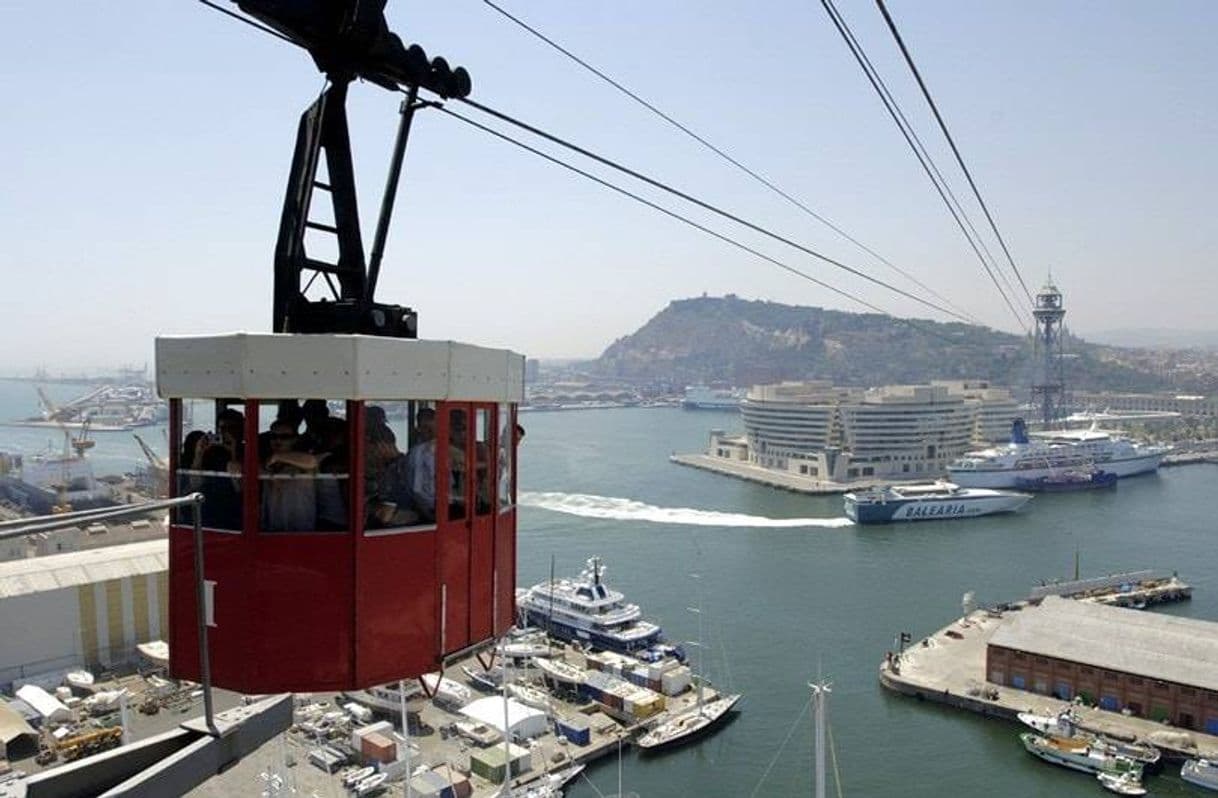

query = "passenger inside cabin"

[
  {"left": 404, "top": 407, "right": 439, "bottom": 522},
  {"left": 300, "top": 399, "right": 330, "bottom": 453},
  {"left": 315, "top": 416, "right": 349, "bottom": 530},
  {"left": 198, "top": 443, "right": 241, "bottom": 529},
  {"left": 261, "top": 419, "right": 319, "bottom": 531},
  {"left": 257, "top": 400, "right": 301, "bottom": 462},
  {"left": 217, "top": 407, "right": 246, "bottom": 460},
  {"left": 364, "top": 424, "right": 416, "bottom": 528}
]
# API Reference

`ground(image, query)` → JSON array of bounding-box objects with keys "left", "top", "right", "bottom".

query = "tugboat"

[{"left": 844, "top": 481, "right": 1031, "bottom": 524}]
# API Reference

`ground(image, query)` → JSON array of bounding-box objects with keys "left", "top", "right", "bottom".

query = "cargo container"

[
  {"left": 470, "top": 743, "right": 531, "bottom": 783},
  {"left": 351, "top": 720, "right": 393, "bottom": 752},
  {"left": 554, "top": 715, "right": 591, "bottom": 746},
  {"left": 661, "top": 666, "right": 692, "bottom": 696},
  {"left": 360, "top": 731, "right": 397, "bottom": 764}
]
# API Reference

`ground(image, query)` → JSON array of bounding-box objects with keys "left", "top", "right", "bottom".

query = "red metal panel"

[
  {"left": 249, "top": 533, "right": 353, "bottom": 692},
  {"left": 167, "top": 527, "right": 252, "bottom": 690},
  {"left": 355, "top": 530, "right": 440, "bottom": 685},
  {"left": 494, "top": 506, "right": 516, "bottom": 635}
]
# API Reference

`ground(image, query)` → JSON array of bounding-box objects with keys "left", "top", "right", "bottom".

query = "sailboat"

[{"left": 637, "top": 572, "right": 740, "bottom": 751}]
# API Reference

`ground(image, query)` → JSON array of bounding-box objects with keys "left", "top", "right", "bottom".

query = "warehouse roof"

[
  {"left": 459, "top": 697, "right": 546, "bottom": 739},
  {"left": 0, "top": 539, "right": 166, "bottom": 600},
  {"left": 990, "top": 595, "right": 1218, "bottom": 692}
]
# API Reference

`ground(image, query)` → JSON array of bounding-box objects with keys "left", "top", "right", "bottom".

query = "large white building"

[
  {"left": 0, "top": 539, "right": 167, "bottom": 686},
  {"left": 710, "top": 379, "right": 1018, "bottom": 485}
]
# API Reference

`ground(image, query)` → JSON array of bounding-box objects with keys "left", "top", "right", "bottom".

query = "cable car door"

[
  {"left": 436, "top": 403, "right": 472, "bottom": 654},
  {"left": 468, "top": 404, "right": 496, "bottom": 643}
]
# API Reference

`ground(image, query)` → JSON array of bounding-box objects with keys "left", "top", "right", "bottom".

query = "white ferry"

[
  {"left": 947, "top": 419, "right": 1168, "bottom": 489},
  {"left": 844, "top": 482, "right": 1031, "bottom": 524},
  {"left": 516, "top": 557, "right": 682, "bottom": 660}
]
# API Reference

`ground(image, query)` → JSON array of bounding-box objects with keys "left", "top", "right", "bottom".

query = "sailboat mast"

[{"left": 810, "top": 681, "right": 830, "bottom": 798}]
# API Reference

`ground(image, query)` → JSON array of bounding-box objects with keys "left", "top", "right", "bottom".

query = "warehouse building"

[
  {"left": 986, "top": 596, "right": 1218, "bottom": 732},
  {"left": 0, "top": 540, "right": 167, "bottom": 686}
]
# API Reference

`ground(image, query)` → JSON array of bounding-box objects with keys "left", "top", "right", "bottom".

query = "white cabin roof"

[{"left": 155, "top": 333, "right": 525, "bottom": 402}]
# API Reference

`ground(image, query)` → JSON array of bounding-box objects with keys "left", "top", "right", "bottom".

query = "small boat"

[
  {"left": 637, "top": 693, "right": 741, "bottom": 751},
  {"left": 1182, "top": 758, "right": 1218, "bottom": 791},
  {"left": 506, "top": 683, "right": 551, "bottom": 710},
  {"left": 519, "top": 764, "right": 585, "bottom": 798},
  {"left": 844, "top": 481, "right": 1031, "bottom": 524},
  {"left": 1019, "top": 732, "right": 1143, "bottom": 777},
  {"left": 1097, "top": 771, "right": 1147, "bottom": 795},
  {"left": 461, "top": 664, "right": 503, "bottom": 693},
  {"left": 535, "top": 657, "right": 587, "bottom": 686},
  {"left": 1015, "top": 467, "right": 1117, "bottom": 492},
  {"left": 354, "top": 771, "right": 387, "bottom": 796},
  {"left": 65, "top": 670, "right": 95, "bottom": 692},
  {"left": 420, "top": 673, "right": 473, "bottom": 708},
  {"left": 1018, "top": 710, "right": 1159, "bottom": 767},
  {"left": 342, "top": 766, "right": 375, "bottom": 787}
]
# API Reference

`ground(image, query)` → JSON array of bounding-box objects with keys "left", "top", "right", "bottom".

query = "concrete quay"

[
  {"left": 878, "top": 608, "right": 1218, "bottom": 761},
  {"left": 669, "top": 453, "right": 885, "bottom": 495}
]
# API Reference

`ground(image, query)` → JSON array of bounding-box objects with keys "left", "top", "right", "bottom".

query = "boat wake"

[{"left": 518, "top": 492, "right": 853, "bottom": 528}]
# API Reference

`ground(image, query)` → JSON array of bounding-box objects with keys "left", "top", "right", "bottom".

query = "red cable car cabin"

[{"left": 157, "top": 333, "right": 523, "bottom": 693}]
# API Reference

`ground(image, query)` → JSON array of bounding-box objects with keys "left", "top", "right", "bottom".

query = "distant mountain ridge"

[
  {"left": 591, "top": 295, "right": 1185, "bottom": 392},
  {"left": 1085, "top": 328, "right": 1218, "bottom": 350}
]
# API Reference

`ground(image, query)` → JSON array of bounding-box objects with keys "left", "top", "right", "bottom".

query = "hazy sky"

[{"left": 2, "top": 1, "right": 1216, "bottom": 371}]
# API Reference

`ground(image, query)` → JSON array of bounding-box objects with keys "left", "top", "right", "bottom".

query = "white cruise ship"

[
  {"left": 947, "top": 419, "right": 1169, "bottom": 489},
  {"left": 682, "top": 385, "right": 743, "bottom": 410},
  {"left": 516, "top": 557, "right": 681, "bottom": 659}
]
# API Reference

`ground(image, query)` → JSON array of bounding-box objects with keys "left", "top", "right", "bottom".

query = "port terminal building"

[
  {"left": 707, "top": 380, "right": 1017, "bottom": 485},
  {"left": 986, "top": 596, "right": 1218, "bottom": 733},
  {"left": 0, "top": 539, "right": 167, "bottom": 686}
]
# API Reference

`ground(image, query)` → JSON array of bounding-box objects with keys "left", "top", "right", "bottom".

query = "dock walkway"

[{"left": 879, "top": 608, "right": 1218, "bottom": 760}]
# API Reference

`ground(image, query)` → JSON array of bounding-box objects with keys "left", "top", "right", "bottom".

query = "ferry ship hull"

[
  {"left": 846, "top": 492, "right": 1030, "bottom": 524},
  {"left": 949, "top": 452, "right": 1163, "bottom": 489}
]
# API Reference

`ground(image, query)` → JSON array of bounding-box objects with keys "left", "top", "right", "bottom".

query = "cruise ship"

[
  {"left": 947, "top": 419, "right": 1169, "bottom": 489},
  {"left": 516, "top": 557, "right": 682, "bottom": 659},
  {"left": 682, "top": 384, "right": 743, "bottom": 410}
]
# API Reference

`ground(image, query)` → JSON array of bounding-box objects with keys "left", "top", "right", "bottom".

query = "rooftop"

[
  {"left": 0, "top": 539, "right": 166, "bottom": 600},
  {"left": 989, "top": 595, "right": 1218, "bottom": 692}
]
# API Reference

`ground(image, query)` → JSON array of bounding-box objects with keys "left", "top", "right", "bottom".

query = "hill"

[{"left": 591, "top": 295, "right": 1183, "bottom": 392}]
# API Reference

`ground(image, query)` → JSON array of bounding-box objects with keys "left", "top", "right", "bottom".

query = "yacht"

[
  {"left": 1182, "top": 759, "right": 1218, "bottom": 791},
  {"left": 516, "top": 557, "right": 681, "bottom": 659},
  {"left": 844, "top": 481, "right": 1031, "bottom": 524},
  {"left": 1020, "top": 731, "right": 1144, "bottom": 777},
  {"left": 637, "top": 693, "right": 740, "bottom": 751},
  {"left": 948, "top": 419, "right": 1167, "bottom": 489}
]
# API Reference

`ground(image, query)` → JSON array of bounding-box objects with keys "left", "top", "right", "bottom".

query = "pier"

[
  {"left": 669, "top": 453, "right": 883, "bottom": 495},
  {"left": 880, "top": 590, "right": 1218, "bottom": 762}
]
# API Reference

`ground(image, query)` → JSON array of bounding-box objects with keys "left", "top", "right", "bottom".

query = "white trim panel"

[{"left": 156, "top": 333, "right": 525, "bottom": 402}]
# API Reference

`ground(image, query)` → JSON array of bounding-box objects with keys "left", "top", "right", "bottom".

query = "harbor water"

[
  {"left": 516, "top": 406, "right": 1217, "bottom": 798},
  {"left": 4, "top": 381, "right": 1217, "bottom": 795}
]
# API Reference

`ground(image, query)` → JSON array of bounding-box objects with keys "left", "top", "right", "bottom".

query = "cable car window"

[
  {"left": 446, "top": 407, "right": 468, "bottom": 521},
  {"left": 176, "top": 398, "right": 243, "bottom": 531},
  {"left": 365, "top": 401, "right": 436, "bottom": 531},
  {"left": 497, "top": 403, "right": 514, "bottom": 512},
  {"left": 256, "top": 399, "right": 349, "bottom": 533},
  {"left": 474, "top": 407, "right": 492, "bottom": 516}
]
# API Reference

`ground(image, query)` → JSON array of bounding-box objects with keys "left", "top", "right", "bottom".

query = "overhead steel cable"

[
  {"left": 873, "top": 0, "right": 1034, "bottom": 306},
  {"left": 455, "top": 96, "right": 972, "bottom": 325},
  {"left": 820, "top": 0, "right": 1022, "bottom": 313},
  {"left": 478, "top": 0, "right": 976, "bottom": 323},
  {"left": 437, "top": 105, "right": 968, "bottom": 346},
  {"left": 818, "top": 0, "right": 1028, "bottom": 333}
]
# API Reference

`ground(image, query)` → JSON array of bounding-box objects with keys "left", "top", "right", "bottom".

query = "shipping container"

[
  {"left": 554, "top": 715, "right": 591, "bottom": 746},
  {"left": 351, "top": 720, "right": 393, "bottom": 751},
  {"left": 661, "top": 666, "right": 692, "bottom": 696},
  {"left": 361, "top": 731, "right": 397, "bottom": 763}
]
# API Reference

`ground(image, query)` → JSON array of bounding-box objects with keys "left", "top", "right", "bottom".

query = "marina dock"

[{"left": 880, "top": 588, "right": 1218, "bottom": 762}]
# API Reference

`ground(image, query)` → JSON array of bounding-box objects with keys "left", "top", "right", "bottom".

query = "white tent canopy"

[
  {"left": 458, "top": 697, "right": 547, "bottom": 740},
  {"left": 15, "top": 684, "right": 71, "bottom": 723}
]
